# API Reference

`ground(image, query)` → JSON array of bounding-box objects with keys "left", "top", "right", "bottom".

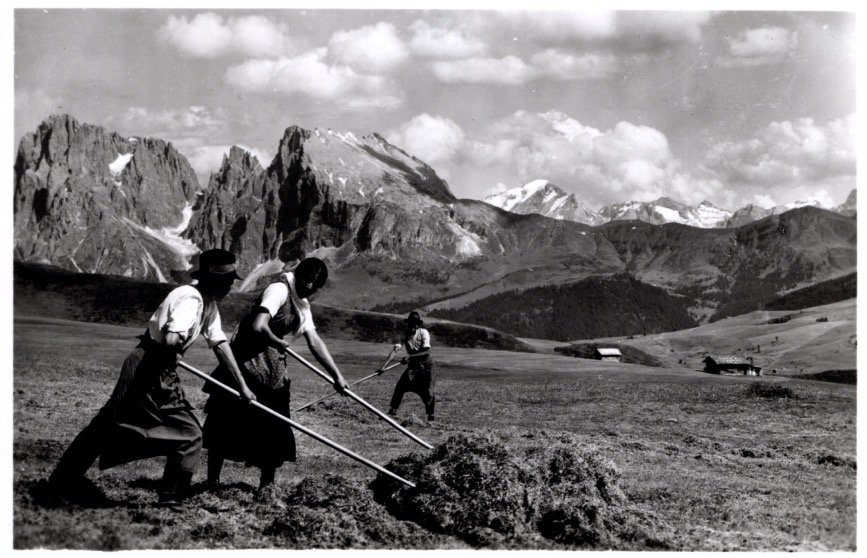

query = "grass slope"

[
  {"left": 13, "top": 316, "right": 855, "bottom": 550},
  {"left": 542, "top": 298, "right": 856, "bottom": 376}
]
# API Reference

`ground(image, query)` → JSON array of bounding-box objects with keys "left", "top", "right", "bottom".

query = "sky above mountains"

[{"left": 14, "top": 8, "right": 856, "bottom": 211}]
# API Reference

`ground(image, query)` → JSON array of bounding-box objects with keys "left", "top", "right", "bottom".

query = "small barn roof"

[
  {"left": 596, "top": 348, "right": 622, "bottom": 357},
  {"left": 707, "top": 355, "right": 752, "bottom": 365}
]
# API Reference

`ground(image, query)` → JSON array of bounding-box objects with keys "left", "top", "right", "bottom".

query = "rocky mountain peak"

[
  {"left": 15, "top": 114, "right": 200, "bottom": 281},
  {"left": 483, "top": 180, "right": 604, "bottom": 225}
]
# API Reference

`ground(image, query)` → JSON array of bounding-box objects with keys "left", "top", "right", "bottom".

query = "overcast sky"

[{"left": 14, "top": 9, "right": 856, "bottom": 210}]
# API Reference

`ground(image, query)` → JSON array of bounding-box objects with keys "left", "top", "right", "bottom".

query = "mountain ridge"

[{"left": 13, "top": 114, "right": 857, "bottom": 328}]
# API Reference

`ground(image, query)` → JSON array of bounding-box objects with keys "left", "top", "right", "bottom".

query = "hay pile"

[
  {"left": 263, "top": 475, "right": 454, "bottom": 549},
  {"left": 372, "top": 433, "right": 675, "bottom": 549}
]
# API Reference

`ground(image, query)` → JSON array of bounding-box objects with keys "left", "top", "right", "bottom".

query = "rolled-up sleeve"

[
  {"left": 295, "top": 302, "right": 316, "bottom": 336},
  {"left": 165, "top": 296, "right": 202, "bottom": 342},
  {"left": 419, "top": 329, "right": 431, "bottom": 349},
  {"left": 202, "top": 307, "right": 228, "bottom": 348}
]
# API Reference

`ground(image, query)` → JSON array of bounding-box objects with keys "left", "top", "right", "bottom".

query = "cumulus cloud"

[
  {"left": 224, "top": 49, "right": 402, "bottom": 108},
  {"left": 158, "top": 13, "right": 296, "bottom": 58},
  {"left": 704, "top": 115, "right": 855, "bottom": 186},
  {"left": 464, "top": 110, "right": 690, "bottom": 205},
  {"left": 327, "top": 22, "right": 409, "bottom": 74},
  {"left": 386, "top": 114, "right": 466, "bottom": 171},
  {"left": 719, "top": 26, "right": 798, "bottom": 67},
  {"left": 409, "top": 19, "right": 488, "bottom": 59}
]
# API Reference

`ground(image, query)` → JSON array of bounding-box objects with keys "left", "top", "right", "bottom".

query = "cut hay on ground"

[{"left": 372, "top": 432, "right": 676, "bottom": 549}]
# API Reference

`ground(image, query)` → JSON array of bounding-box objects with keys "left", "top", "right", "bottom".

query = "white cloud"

[
  {"left": 386, "top": 114, "right": 466, "bottom": 169},
  {"left": 719, "top": 26, "right": 798, "bottom": 67},
  {"left": 431, "top": 55, "right": 535, "bottom": 85},
  {"left": 465, "top": 110, "right": 689, "bottom": 206},
  {"left": 704, "top": 115, "right": 855, "bottom": 186},
  {"left": 408, "top": 19, "right": 488, "bottom": 59},
  {"left": 158, "top": 13, "right": 296, "bottom": 58},
  {"left": 327, "top": 22, "right": 409, "bottom": 74},
  {"left": 224, "top": 49, "right": 402, "bottom": 108},
  {"left": 531, "top": 49, "right": 620, "bottom": 80}
]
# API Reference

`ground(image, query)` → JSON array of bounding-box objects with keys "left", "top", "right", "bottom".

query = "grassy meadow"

[{"left": 13, "top": 314, "right": 856, "bottom": 550}]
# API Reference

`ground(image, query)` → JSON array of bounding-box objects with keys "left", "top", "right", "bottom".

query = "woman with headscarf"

[
  {"left": 48, "top": 249, "right": 256, "bottom": 506},
  {"left": 202, "top": 257, "right": 349, "bottom": 497}
]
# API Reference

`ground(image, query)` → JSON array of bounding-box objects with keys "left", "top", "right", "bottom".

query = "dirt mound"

[
  {"left": 264, "top": 475, "right": 452, "bottom": 549},
  {"left": 372, "top": 433, "right": 675, "bottom": 549}
]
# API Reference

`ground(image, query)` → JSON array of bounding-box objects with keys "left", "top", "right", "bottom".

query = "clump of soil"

[{"left": 372, "top": 432, "right": 675, "bottom": 549}]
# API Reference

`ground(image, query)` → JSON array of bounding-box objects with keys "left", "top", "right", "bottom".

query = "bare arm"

[
  {"left": 304, "top": 329, "right": 349, "bottom": 394},
  {"left": 213, "top": 341, "right": 257, "bottom": 403},
  {"left": 251, "top": 312, "right": 290, "bottom": 351}
]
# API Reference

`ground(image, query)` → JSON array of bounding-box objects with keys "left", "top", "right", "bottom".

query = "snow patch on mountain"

[
  {"left": 484, "top": 180, "right": 604, "bottom": 225},
  {"left": 109, "top": 153, "right": 133, "bottom": 175},
  {"left": 122, "top": 203, "right": 199, "bottom": 269}
]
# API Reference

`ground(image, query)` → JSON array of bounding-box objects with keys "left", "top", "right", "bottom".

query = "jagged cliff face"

[
  {"left": 14, "top": 114, "right": 200, "bottom": 281},
  {"left": 186, "top": 126, "right": 495, "bottom": 277}
]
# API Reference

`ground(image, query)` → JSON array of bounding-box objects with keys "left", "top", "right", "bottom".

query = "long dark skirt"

[
  {"left": 53, "top": 341, "right": 203, "bottom": 480},
  {"left": 202, "top": 365, "right": 296, "bottom": 468}
]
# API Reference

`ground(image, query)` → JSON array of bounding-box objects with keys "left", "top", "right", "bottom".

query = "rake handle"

[
  {"left": 282, "top": 347, "right": 434, "bottom": 450},
  {"left": 294, "top": 361, "right": 403, "bottom": 412},
  {"left": 178, "top": 361, "right": 415, "bottom": 488}
]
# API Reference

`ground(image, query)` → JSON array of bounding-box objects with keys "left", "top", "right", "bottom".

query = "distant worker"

[
  {"left": 202, "top": 257, "right": 350, "bottom": 499},
  {"left": 386, "top": 310, "right": 436, "bottom": 421},
  {"left": 48, "top": 249, "right": 256, "bottom": 506}
]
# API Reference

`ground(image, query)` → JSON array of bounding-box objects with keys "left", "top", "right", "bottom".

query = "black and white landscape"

[{"left": 12, "top": 9, "right": 856, "bottom": 551}]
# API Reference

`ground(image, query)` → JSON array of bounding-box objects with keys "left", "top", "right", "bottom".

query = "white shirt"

[
  {"left": 146, "top": 285, "right": 228, "bottom": 351},
  {"left": 258, "top": 272, "right": 316, "bottom": 338},
  {"left": 404, "top": 328, "right": 431, "bottom": 353}
]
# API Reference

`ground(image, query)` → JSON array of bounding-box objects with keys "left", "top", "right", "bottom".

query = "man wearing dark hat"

[
  {"left": 385, "top": 310, "right": 436, "bottom": 421},
  {"left": 48, "top": 249, "right": 257, "bottom": 506}
]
